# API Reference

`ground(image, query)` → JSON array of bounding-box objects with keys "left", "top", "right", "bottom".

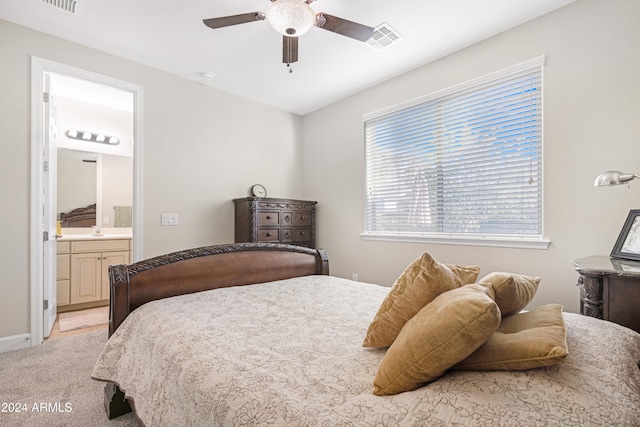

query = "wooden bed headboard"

[
  {"left": 59, "top": 203, "right": 97, "bottom": 228},
  {"left": 107, "top": 242, "right": 329, "bottom": 336}
]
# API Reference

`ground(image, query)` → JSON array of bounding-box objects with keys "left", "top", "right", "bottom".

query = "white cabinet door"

[
  {"left": 70, "top": 253, "right": 102, "bottom": 304},
  {"left": 101, "top": 251, "right": 129, "bottom": 300}
]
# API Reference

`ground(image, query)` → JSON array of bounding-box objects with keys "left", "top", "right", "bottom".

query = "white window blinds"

[{"left": 364, "top": 57, "right": 544, "bottom": 240}]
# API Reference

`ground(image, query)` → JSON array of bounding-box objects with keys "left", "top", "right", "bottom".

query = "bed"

[{"left": 92, "top": 242, "right": 640, "bottom": 426}]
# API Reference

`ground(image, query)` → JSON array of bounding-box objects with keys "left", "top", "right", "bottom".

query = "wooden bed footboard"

[{"left": 107, "top": 242, "right": 329, "bottom": 336}]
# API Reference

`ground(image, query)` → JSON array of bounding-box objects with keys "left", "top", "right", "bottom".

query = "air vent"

[
  {"left": 366, "top": 23, "right": 401, "bottom": 51},
  {"left": 41, "top": 0, "right": 79, "bottom": 14}
]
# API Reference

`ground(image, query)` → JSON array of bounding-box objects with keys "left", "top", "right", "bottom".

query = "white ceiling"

[{"left": 1, "top": 0, "right": 574, "bottom": 115}]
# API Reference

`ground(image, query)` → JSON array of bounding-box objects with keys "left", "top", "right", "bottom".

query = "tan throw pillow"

[
  {"left": 363, "top": 253, "right": 480, "bottom": 348},
  {"left": 372, "top": 284, "right": 500, "bottom": 396},
  {"left": 454, "top": 303, "right": 568, "bottom": 371},
  {"left": 478, "top": 272, "right": 540, "bottom": 316}
]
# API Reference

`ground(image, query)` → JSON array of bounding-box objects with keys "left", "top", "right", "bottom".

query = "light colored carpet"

[
  {"left": 58, "top": 306, "right": 109, "bottom": 332},
  {"left": 0, "top": 330, "right": 138, "bottom": 426}
]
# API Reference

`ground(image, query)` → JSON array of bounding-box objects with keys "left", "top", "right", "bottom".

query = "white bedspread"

[{"left": 92, "top": 275, "right": 640, "bottom": 426}]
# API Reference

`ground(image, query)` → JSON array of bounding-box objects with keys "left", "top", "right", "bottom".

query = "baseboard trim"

[{"left": 0, "top": 334, "right": 32, "bottom": 354}]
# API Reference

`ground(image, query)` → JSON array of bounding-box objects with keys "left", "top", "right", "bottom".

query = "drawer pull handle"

[
  {"left": 266, "top": 232, "right": 273, "bottom": 237},
  {"left": 266, "top": 215, "right": 272, "bottom": 220},
  {"left": 300, "top": 231, "right": 305, "bottom": 236},
  {"left": 300, "top": 216, "right": 305, "bottom": 220}
]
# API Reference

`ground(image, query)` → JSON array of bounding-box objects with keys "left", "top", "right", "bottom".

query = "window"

[{"left": 363, "top": 57, "right": 547, "bottom": 248}]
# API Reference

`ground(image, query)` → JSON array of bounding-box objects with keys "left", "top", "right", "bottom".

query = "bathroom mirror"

[{"left": 57, "top": 147, "right": 133, "bottom": 228}]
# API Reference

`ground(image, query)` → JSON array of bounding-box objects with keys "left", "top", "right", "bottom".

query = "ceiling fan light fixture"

[{"left": 267, "top": 0, "right": 315, "bottom": 36}]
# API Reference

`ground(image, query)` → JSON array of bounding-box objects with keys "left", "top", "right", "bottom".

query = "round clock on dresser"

[{"left": 251, "top": 184, "right": 267, "bottom": 198}]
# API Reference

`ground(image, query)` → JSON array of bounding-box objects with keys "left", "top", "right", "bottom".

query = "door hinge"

[
  {"left": 44, "top": 300, "right": 49, "bottom": 310},
  {"left": 43, "top": 231, "right": 49, "bottom": 242},
  {"left": 43, "top": 92, "right": 50, "bottom": 103},
  {"left": 43, "top": 160, "right": 49, "bottom": 172}
]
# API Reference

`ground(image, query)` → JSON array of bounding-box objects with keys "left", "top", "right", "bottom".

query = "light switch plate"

[{"left": 161, "top": 213, "right": 179, "bottom": 226}]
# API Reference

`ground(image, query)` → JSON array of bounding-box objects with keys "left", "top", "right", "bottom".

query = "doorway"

[{"left": 30, "top": 57, "right": 143, "bottom": 346}]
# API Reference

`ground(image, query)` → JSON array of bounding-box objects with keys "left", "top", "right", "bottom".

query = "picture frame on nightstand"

[{"left": 611, "top": 209, "right": 640, "bottom": 261}]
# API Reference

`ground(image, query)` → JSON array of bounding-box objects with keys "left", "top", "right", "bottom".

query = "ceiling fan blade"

[
  {"left": 283, "top": 36, "right": 299, "bottom": 64},
  {"left": 203, "top": 12, "right": 265, "bottom": 30},
  {"left": 314, "top": 13, "right": 374, "bottom": 42}
]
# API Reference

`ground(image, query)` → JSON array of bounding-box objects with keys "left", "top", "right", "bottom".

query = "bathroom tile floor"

[{"left": 46, "top": 309, "right": 108, "bottom": 340}]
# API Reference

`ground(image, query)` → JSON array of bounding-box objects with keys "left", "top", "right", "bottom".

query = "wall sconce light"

[
  {"left": 594, "top": 170, "right": 640, "bottom": 187},
  {"left": 66, "top": 129, "right": 120, "bottom": 145}
]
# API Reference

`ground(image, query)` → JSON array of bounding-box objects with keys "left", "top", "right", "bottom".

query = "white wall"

[
  {"left": 0, "top": 19, "right": 303, "bottom": 339},
  {"left": 302, "top": 0, "right": 640, "bottom": 313}
]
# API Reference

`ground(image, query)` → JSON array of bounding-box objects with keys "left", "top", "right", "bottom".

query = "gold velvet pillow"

[
  {"left": 372, "top": 284, "right": 500, "bottom": 396},
  {"left": 478, "top": 272, "right": 540, "bottom": 316},
  {"left": 454, "top": 303, "right": 568, "bottom": 371},
  {"left": 363, "top": 253, "right": 480, "bottom": 348}
]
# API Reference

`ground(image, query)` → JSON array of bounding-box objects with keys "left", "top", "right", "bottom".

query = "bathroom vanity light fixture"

[
  {"left": 66, "top": 129, "right": 120, "bottom": 145},
  {"left": 594, "top": 170, "right": 640, "bottom": 187}
]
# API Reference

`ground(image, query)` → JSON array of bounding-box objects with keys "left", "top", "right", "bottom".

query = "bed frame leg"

[{"left": 104, "top": 382, "right": 132, "bottom": 419}]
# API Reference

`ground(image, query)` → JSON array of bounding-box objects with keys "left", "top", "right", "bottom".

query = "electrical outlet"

[
  {"left": 103, "top": 216, "right": 110, "bottom": 225},
  {"left": 352, "top": 273, "right": 358, "bottom": 281},
  {"left": 161, "top": 213, "right": 179, "bottom": 226}
]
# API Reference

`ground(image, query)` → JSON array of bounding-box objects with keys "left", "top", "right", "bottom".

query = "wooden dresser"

[
  {"left": 234, "top": 197, "right": 317, "bottom": 248},
  {"left": 574, "top": 256, "right": 640, "bottom": 334}
]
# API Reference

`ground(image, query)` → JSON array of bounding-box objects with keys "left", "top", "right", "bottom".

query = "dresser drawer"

[
  {"left": 294, "top": 212, "right": 311, "bottom": 226},
  {"left": 258, "top": 228, "right": 279, "bottom": 242},
  {"left": 281, "top": 228, "right": 294, "bottom": 243},
  {"left": 259, "top": 212, "right": 280, "bottom": 226},
  {"left": 294, "top": 227, "right": 311, "bottom": 242},
  {"left": 282, "top": 212, "right": 293, "bottom": 226}
]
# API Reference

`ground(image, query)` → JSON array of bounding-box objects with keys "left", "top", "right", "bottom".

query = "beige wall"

[
  {"left": 0, "top": 19, "right": 303, "bottom": 339},
  {"left": 302, "top": 0, "right": 640, "bottom": 313}
]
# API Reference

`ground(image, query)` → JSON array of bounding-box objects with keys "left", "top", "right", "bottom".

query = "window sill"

[{"left": 360, "top": 233, "right": 550, "bottom": 250}]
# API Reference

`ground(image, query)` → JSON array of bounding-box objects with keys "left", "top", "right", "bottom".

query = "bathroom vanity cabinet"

[{"left": 57, "top": 237, "right": 131, "bottom": 311}]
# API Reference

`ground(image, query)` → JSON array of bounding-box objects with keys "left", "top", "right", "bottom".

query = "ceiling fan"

[{"left": 203, "top": 0, "right": 375, "bottom": 72}]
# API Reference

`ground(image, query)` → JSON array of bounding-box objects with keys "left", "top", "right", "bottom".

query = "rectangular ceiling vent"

[
  {"left": 366, "top": 23, "right": 401, "bottom": 51},
  {"left": 42, "top": 0, "right": 79, "bottom": 15}
]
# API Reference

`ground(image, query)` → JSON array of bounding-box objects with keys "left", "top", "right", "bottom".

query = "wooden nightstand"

[{"left": 574, "top": 256, "right": 640, "bottom": 334}]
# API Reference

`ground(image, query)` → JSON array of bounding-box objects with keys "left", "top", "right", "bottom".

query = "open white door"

[
  {"left": 31, "top": 56, "right": 143, "bottom": 346},
  {"left": 43, "top": 73, "right": 58, "bottom": 337}
]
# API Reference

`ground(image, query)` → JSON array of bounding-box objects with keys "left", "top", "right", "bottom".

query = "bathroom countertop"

[{"left": 57, "top": 234, "right": 132, "bottom": 242}]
